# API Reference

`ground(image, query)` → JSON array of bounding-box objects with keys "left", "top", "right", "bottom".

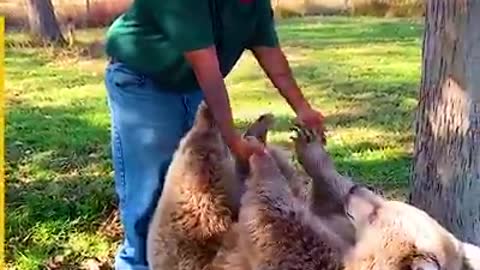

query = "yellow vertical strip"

[{"left": 0, "top": 15, "right": 5, "bottom": 270}]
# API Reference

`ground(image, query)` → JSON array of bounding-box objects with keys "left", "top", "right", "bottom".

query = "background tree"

[
  {"left": 410, "top": 0, "right": 480, "bottom": 245},
  {"left": 25, "top": 0, "right": 65, "bottom": 43},
  {"left": 84, "top": 0, "right": 90, "bottom": 27}
]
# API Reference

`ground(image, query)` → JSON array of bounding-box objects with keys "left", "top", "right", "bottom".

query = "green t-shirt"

[{"left": 105, "top": 0, "right": 279, "bottom": 92}]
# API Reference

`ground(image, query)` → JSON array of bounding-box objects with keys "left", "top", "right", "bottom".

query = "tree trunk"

[
  {"left": 85, "top": 0, "right": 90, "bottom": 28},
  {"left": 25, "top": 0, "right": 65, "bottom": 43},
  {"left": 410, "top": 0, "right": 480, "bottom": 245}
]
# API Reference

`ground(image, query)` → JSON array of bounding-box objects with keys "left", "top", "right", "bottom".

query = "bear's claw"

[{"left": 290, "top": 123, "right": 317, "bottom": 144}]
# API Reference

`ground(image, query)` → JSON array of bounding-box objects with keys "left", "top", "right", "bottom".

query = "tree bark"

[
  {"left": 85, "top": 0, "right": 90, "bottom": 28},
  {"left": 25, "top": 0, "right": 65, "bottom": 43},
  {"left": 410, "top": 0, "right": 480, "bottom": 245}
]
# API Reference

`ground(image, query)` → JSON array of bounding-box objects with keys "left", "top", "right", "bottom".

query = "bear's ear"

[
  {"left": 243, "top": 113, "right": 275, "bottom": 144},
  {"left": 193, "top": 101, "right": 215, "bottom": 130},
  {"left": 345, "top": 185, "right": 384, "bottom": 230},
  {"left": 235, "top": 114, "right": 274, "bottom": 178}
]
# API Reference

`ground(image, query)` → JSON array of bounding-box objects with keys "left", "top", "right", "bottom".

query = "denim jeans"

[{"left": 104, "top": 61, "right": 204, "bottom": 270}]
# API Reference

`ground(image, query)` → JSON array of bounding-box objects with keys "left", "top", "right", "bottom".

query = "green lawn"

[{"left": 5, "top": 16, "right": 424, "bottom": 269}]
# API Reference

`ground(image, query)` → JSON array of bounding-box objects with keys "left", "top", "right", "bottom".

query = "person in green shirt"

[{"left": 104, "top": 0, "right": 324, "bottom": 269}]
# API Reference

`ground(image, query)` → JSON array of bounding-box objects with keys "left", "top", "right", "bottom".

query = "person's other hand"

[{"left": 230, "top": 134, "right": 266, "bottom": 164}]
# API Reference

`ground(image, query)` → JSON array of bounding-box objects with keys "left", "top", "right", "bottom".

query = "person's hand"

[
  {"left": 229, "top": 133, "right": 266, "bottom": 163},
  {"left": 295, "top": 105, "right": 326, "bottom": 144}
]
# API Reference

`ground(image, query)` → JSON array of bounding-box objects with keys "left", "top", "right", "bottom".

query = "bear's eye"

[
  {"left": 347, "top": 184, "right": 362, "bottom": 195},
  {"left": 401, "top": 253, "right": 440, "bottom": 270},
  {"left": 345, "top": 211, "right": 354, "bottom": 221}
]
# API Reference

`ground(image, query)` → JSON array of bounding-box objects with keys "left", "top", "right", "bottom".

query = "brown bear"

[
  {"left": 146, "top": 102, "right": 275, "bottom": 270},
  {"left": 236, "top": 136, "right": 349, "bottom": 270},
  {"left": 292, "top": 125, "right": 480, "bottom": 270}
]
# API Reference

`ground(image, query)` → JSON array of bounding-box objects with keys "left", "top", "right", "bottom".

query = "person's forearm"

[
  {"left": 198, "top": 74, "right": 238, "bottom": 147},
  {"left": 185, "top": 47, "right": 238, "bottom": 148},
  {"left": 271, "top": 70, "right": 310, "bottom": 113},
  {"left": 252, "top": 47, "right": 311, "bottom": 113}
]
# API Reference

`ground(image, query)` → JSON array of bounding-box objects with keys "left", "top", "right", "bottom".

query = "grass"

[{"left": 5, "top": 16, "right": 424, "bottom": 269}]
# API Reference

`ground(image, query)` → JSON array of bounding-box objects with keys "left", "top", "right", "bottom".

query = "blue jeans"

[{"left": 104, "top": 61, "right": 204, "bottom": 270}]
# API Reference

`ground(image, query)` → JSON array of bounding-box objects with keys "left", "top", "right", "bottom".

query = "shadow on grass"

[
  {"left": 334, "top": 152, "right": 411, "bottom": 187},
  {"left": 6, "top": 102, "right": 117, "bottom": 268},
  {"left": 6, "top": 176, "right": 117, "bottom": 267}
]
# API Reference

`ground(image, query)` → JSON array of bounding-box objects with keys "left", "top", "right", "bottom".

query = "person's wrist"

[
  {"left": 293, "top": 99, "right": 311, "bottom": 115},
  {"left": 225, "top": 132, "right": 242, "bottom": 153},
  {"left": 285, "top": 88, "right": 311, "bottom": 114}
]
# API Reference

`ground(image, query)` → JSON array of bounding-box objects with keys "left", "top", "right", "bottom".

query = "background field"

[
  {"left": 0, "top": 0, "right": 424, "bottom": 29},
  {"left": 5, "top": 16, "right": 423, "bottom": 269}
]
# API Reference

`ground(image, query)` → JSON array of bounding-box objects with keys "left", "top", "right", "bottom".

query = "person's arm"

[
  {"left": 185, "top": 48, "right": 266, "bottom": 158},
  {"left": 247, "top": 1, "right": 325, "bottom": 139},
  {"left": 183, "top": 47, "right": 239, "bottom": 150}
]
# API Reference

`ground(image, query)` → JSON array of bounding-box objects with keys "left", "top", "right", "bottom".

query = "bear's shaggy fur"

[
  {"left": 146, "top": 102, "right": 277, "bottom": 270},
  {"left": 292, "top": 125, "right": 480, "bottom": 270},
  {"left": 210, "top": 223, "right": 251, "bottom": 270},
  {"left": 237, "top": 137, "right": 348, "bottom": 270},
  {"left": 266, "top": 144, "right": 312, "bottom": 202},
  {"left": 146, "top": 102, "right": 239, "bottom": 270}
]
